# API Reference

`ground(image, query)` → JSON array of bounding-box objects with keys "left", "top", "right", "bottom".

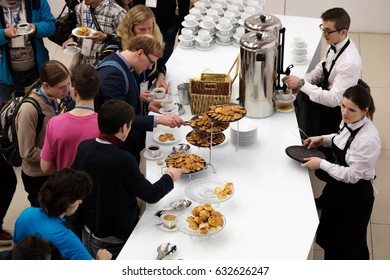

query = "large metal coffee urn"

[
  {"left": 240, "top": 14, "right": 289, "bottom": 118},
  {"left": 239, "top": 32, "right": 278, "bottom": 118}
]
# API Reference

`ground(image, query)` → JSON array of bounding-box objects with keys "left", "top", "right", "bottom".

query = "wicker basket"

[{"left": 189, "top": 55, "right": 239, "bottom": 114}]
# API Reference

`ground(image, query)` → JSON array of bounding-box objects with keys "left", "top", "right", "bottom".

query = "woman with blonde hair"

[{"left": 115, "top": 4, "right": 168, "bottom": 105}]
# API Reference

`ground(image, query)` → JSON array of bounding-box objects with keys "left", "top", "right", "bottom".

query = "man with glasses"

[
  {"left": 95, "top": 35, "right": 184, "bottom": 164},
  {"left": 283, "top": 7, "right": 361, "bottom": 138},
  {"left": 282, "top": 8, "right": 361, "bottom": 209}
]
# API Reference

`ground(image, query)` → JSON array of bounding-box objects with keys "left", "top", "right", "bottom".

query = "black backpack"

[{"left": 0, "top": 91, "right": 44, "bottom": 167}]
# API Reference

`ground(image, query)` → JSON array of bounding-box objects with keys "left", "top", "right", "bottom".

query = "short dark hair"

[
  {"left": 70, "top": 64, "right": 100, "bottom": 100},
  {"left": 39, "top": 168, "right": 92, "bottom": 216},
  {"left": 343, "top": 82, "right": 375, "bottom": 120},
  {"left": 321, "top": 7, "right": 351, "bottom": 30},
  {"left": 12, "top": 235, "right": 61, "bottom": 260},
  {"left": 98, "top": 99, "right": 135, "bottom": 134}
]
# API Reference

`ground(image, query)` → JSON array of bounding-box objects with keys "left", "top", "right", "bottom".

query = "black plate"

[{"left": 285, "top": 145, "right": 326, "bottom": 163}]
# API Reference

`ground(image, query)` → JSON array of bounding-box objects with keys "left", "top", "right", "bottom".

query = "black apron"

[
  {"left": 315, "top": 124, "right": 374, "bottom": 260},
  {"left": 294, "top": 40, "right": 350, "bottom": 139}
]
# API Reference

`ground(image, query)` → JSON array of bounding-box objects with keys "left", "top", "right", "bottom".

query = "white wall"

[
  {"left": 246, "top": 0, "right": 390, "bottom": 34},
  {"left": 48, "top": 0, "right": 390, "bottom": 34}
]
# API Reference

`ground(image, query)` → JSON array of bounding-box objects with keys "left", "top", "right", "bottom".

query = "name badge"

[
  {"left": 145, "top": 0, "right": 157, "bottom": 8},
  {"left": 140, "top": 81, "right": 149, "bottom": 92},
  {"left": 81, "top": 38, "right": 93, "bottom": 56},
  {"left": 11, "top": 36, "right": 25, "bottom": 48}
]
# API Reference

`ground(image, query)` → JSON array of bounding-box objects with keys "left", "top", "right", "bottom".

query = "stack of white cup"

[{"left": 291, "top": 37, "right": 308, "bottom": 64}]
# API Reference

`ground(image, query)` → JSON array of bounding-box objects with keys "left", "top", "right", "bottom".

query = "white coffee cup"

[
  {"left": 218, "top": 18, "right": 232, "bottom": 30},
  {"left": 17, "top": 23, "right": 29, "bottom": 33},
  {"left": 161, "top": 212, "right": 177, "bottom": 229},
  {"left": 65, "top": 42, "right": 78, "bottom": 53},
  {"left": 184, "top": 14, "right": 197, "bottom": 26},
  {"left": 198, "top": 30, "right": 210, "bottom": 41},
  {"left": 291, "top": 48, "right": 308, "bottom": 55},
  {"left": 146, "top": 145, "right": 162, "bottom": 158},
  {"left": 293, "top": 37, "right": 306, "bottom": 48},
  {"left": 161, "top": 100, "right": 175, "bottom": 112},
  {"left": 152, "top": 87, "right": 166, "bottom": 99},
  {"left": 181, "top": 28, "right": 193, "bottom": 40},
  {"left": 201, "top": 15, "right": 214, "bottom": 27}
]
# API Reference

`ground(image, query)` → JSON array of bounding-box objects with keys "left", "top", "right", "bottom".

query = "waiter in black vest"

[{"left": 283, "top": 7, "right": 362, "bottom": 138}]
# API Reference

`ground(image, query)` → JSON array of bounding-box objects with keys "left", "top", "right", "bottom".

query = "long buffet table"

[{"left": 117, "top": 15, "right": 322, "bottom": 260}]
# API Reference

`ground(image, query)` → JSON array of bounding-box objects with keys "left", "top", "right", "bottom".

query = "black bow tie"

[{"left": 330, "top": 44, "right": 336, "bottom": 52}]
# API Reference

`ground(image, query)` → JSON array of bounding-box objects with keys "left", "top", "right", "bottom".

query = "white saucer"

[
  {"left": 63, "top": 47, "right": 81, "bottom": 55},
  {"left": 17, "top": 28, "right": 34, "bottom": 36},
  {"left": 291, "top": 49, "right": 308, "bottom": 56},
  {"left": 181, "top": 21, "right": 198, "bottom": 28},
  {"left": 143, "top": 150, "right": 165, "bottom": 160},
  {"left": 291, "top": 57, "right": 308, "bottom": 65},
  {"left": 290, "top": 42, "right": 308, "bottom": 49},
  {"left": 274, "top": 93, "right": 296, "bottom": 103},
  {"left": 158, "top": 224, "right": 178, "bottom": 232},
  {"left": 178, "top": 42, "right": 195, "bottom": 49},
  {"left": 195, "top": 35, "right": 212, "bottom": 44},
  {"left": 159, "top": 104, "right": 179, "bottom": 115},
  {"left": 215, "top": 38, "right": 232, "bottom": 46},
  {"left": 195, "top": 44, "right": 213, "bottom": 51},
  {"left": 199, "top": 21, "right": 216, "bottom": 29},
  {"left": 178, "top": 34, "right": 195, "bottom": 42},
  {"left": 216, "top": 24, "right": 233, "bottom": 33}
]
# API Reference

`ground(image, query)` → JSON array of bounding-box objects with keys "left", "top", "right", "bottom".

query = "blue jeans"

[
  {"left": 82, "top": 227, "right": 125, "bottom": 260},
  {"left": 160, "top": 24, "right": 178, "bottom": 64},
  {"left": 0, "top": 68, "right": 39, "bottom": 108}
]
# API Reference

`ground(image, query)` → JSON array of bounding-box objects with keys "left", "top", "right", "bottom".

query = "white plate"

[
  {"left": 17, "top": 28, "right": 34, "bottom": 36},
  {"left": 71, "top": 27, "right": 96, "bottom": 38},
  {"left": 230, "top": 118, "right": 258, "bottom": 133},
  {"left": 176, "top": 210, "right": 226, "bottom": 238},
  {"left": 178, "top": 34, "right": 195, "bottom": 42},
  {"left": 198, "top": 21, "right": 216, "bottom": 29},
  {"left": 158, "top": 224, "right": 178, "bottom": 232},
  {"left": 62, "top": 47, "right": 81, "bottom": 55},
  {"left": 153, "top": 130, "right": 181, "bottom": 145},
  {"left": 143, "top": 150, "right": 165, "bottom": 160},
  {"left": 159, "top": 104, "right": 179, "bottom": 115}
]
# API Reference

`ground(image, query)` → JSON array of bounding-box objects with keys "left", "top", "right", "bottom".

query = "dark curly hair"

[{"left": 38, "top": 168, "right": 92, "bottom": 216}]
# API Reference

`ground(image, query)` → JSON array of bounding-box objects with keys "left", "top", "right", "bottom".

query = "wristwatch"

[{"left": 298, "top": 79, "right": 305, "bottom": 89}]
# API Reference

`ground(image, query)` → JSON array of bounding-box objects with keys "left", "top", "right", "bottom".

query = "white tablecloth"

[{"left": 117, "top": 14, "right": 322, "bottom": 260}]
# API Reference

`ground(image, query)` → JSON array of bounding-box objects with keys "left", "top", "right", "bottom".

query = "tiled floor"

[{"left": 1, "top": 33, "right": 389, "bottom": 260}]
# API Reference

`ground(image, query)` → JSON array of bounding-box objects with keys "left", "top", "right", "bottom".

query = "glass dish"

[
  {"left": 176, "top": 210, "right": 226, "bottom": 239},
  {"left": 185, "top": 178, "right": 234, "bottom": 204}
]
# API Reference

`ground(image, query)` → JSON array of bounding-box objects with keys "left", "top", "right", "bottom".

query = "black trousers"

[
  {"left": 0, "top": 156, "right": 17, "bottom": 229},
  {"left": 21, "top": 171, "right": 48, "bottom": 207},
  {"left": 316, "top": 179, "right": 374, "bottom": 260}
]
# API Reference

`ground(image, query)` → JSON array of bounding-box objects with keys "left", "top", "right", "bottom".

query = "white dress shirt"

[
  {"left": 320, "top": 117, "right": 381, "bottom": 184},
  {"left": 300, "top": 37, "right": 362, "bottom": 107}
]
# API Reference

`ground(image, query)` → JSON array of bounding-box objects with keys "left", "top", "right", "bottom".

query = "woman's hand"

[
  {"left": 4, "top": 27, "right": 18, "bottom": 38},
  {"left": 301, "top": 157, "right": 322, "bottom": 170},
  {"left": 303, "top": 136, "right": 323, "bottom": 149}
]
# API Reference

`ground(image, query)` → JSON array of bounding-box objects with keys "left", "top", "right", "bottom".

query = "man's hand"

[{"left": 156, "top": 114, "right": 185, "bottom": 128}]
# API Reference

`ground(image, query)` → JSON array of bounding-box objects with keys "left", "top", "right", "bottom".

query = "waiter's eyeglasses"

[
  {"left": 319, "top": 24, "right": 345, "bottom": 35},
  {"left": 143, "top": 50, "right": 156, "bottom": 67}
]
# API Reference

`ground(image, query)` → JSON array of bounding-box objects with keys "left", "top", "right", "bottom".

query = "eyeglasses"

[
  {"left": 319, "top": 24, "right": 345, "bottom": 35},
  {"left": 143, "top": 50, "right": 156, "bottom": 67}
]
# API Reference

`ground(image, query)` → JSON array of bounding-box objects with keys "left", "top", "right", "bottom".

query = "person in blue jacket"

[{"left": 0, "top": 0, "right": 55, "bottom": 104}]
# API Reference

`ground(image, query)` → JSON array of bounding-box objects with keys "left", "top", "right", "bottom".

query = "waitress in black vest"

[{"left": 300, "top": 84, "right": 381, "bottom": 260}]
